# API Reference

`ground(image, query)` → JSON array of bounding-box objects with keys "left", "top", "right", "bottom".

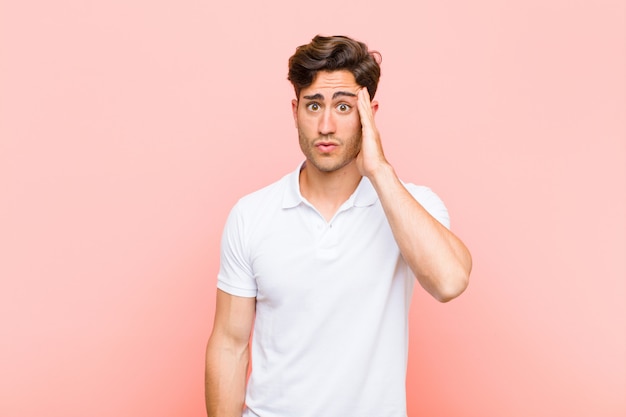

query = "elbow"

[
  {"left": 433, "top": 264, "right": 471, "bottom": 303},
  {"left": 434, "top": 278, "right": 468, "bottom": 303},
  {"left": 414, "top": 249, "right": 472, "bottom": 303}
]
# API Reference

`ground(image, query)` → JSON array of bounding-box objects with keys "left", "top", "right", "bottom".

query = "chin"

[{"left": 310, "top": 157, "right": 354, "bottom": 173}]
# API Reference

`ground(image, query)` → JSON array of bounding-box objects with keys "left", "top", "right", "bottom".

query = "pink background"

[{"left": 1, "top": 0, "right": 624, "bottom": 416}]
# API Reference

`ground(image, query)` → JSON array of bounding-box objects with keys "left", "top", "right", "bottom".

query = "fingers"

[{"left": 357, "top": 88, "right": 374, "bottom": 129}]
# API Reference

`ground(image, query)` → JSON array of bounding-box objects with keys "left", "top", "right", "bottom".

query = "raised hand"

[{"left": 355, "top": 88, "right": 388, "bottom": 179}]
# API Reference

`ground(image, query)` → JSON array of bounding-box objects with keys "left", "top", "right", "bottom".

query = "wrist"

[{"left": 366, "top": 161, "right": 395, "bottom": 185}]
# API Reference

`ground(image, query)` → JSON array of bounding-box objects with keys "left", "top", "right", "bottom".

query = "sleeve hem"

[{"left": 217, "top": 279, "right": 257, "bottom": 298}]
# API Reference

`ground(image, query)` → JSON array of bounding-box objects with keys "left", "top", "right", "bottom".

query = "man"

[{"left": 205, "top": 35, "right": 471, "bottom": 417}]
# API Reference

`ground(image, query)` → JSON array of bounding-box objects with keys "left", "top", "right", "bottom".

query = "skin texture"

[{"left": 205, "top": 69, "right": 472, "bottom": 416}]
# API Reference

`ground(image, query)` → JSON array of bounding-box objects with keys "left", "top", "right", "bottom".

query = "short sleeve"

[
  {"left": 216, "top": 203, "right": 258, "bottom": 298},
  {"left": 404, "top": 184, "right": 451, "bottom": 229}
]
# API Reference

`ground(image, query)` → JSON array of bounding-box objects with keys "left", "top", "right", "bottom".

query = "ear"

[
  {"left": 291, "top": 99, "right": 299, "bottom": 128},
  {"left": 371, "top": 100, "right": 379, "bottom": 116}
]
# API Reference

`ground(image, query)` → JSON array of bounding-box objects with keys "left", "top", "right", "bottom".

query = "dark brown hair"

[{"left": 287, "top": 35, "right": 382, "bottom": 99}]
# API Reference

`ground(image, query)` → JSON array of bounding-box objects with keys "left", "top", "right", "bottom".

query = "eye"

[
  {"left": 306, "top": 102, "right": 321, "bottom": 112},
  {"left": 337, "top": 103, "right": 351, "bottom": 112}
]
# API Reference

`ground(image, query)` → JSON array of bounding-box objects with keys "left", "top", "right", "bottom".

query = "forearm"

[
  {"left": 205, "top": 336, "right": 249, "bottom": 417},
  {"left": 369, "top": 163, "right": 471, "bottom": 302}
]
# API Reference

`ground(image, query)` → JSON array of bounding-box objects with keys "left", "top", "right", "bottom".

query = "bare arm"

[
  {"left": 356, "top": 88, "right": 472, "bottom": 302},
  {"left": 205, "top": 289, "right": 256, "bottom": 416}
]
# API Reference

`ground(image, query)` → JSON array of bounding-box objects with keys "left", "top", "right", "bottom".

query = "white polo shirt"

[{"left": 217, "top": 163, "right": 450, "bottom": 417}]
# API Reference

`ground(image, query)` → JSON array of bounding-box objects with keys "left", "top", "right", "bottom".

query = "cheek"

[
  {"left": 298, "top": 113, "right": 319, "bottom": 131},
  {"left": 346, "top": 114, "right": 362, "bottom": 132}
]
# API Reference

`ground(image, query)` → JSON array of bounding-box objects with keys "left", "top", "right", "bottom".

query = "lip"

[
  {"left": 316, "top": 144, "right": 337, "bottom": 153},
  {"left": 315, "top": 141, "right": 339, "bottom": 153}
]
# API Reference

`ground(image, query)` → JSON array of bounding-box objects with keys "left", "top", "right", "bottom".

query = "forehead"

[{"left": 300, "top": 70, "right": 359, "bottom": 98}]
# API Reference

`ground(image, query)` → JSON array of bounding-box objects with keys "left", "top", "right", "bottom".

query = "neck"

[{"left": 299, "top": 160, "right": 362, "bottom": 221}]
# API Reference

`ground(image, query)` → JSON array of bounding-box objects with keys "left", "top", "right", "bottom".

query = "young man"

[{"left": 205, "top": 35, "right": 472, "bottom": 417}]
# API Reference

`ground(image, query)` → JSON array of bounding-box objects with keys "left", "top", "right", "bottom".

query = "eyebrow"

[{"left": 302, "top": 91, "right": 357, "bottom": 101}]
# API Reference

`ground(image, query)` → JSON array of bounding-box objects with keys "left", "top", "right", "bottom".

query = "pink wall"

[{"left": 1, "top": 0, "right": 624, "bottom": 416}]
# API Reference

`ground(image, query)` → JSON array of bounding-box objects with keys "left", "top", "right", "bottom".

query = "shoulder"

[
  {"left": 220, "top": 172, "right": 291, "bottom": 249},
  {"left": 234, "top": 172, "right": 291, "bottom": 213},
  {"left": 403, "top": 183, "right": 451, "bottom": 229},
  {"left": 225, "top": 168, "right": 299, "bottom": 234},
  {"left": 403, "top": 183, "right": 443, "bottom": 204}
]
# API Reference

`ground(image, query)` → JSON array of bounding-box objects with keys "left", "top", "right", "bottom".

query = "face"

[{"left": 292, "top": 70, "right": 363, "bottom": 174}]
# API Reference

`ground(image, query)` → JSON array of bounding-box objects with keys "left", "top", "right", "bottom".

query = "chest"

[{"left": 248, "top": 204, "right": 402, "bottom": 307}]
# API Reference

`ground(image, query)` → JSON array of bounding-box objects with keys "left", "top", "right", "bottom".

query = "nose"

[{"left": 318, "top": 108, "right": 336, "bottom": 136}]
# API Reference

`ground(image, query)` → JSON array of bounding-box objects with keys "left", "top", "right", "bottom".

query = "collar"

[{"left": 281, "top": 161, "right": 379, "bottom": 209}]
